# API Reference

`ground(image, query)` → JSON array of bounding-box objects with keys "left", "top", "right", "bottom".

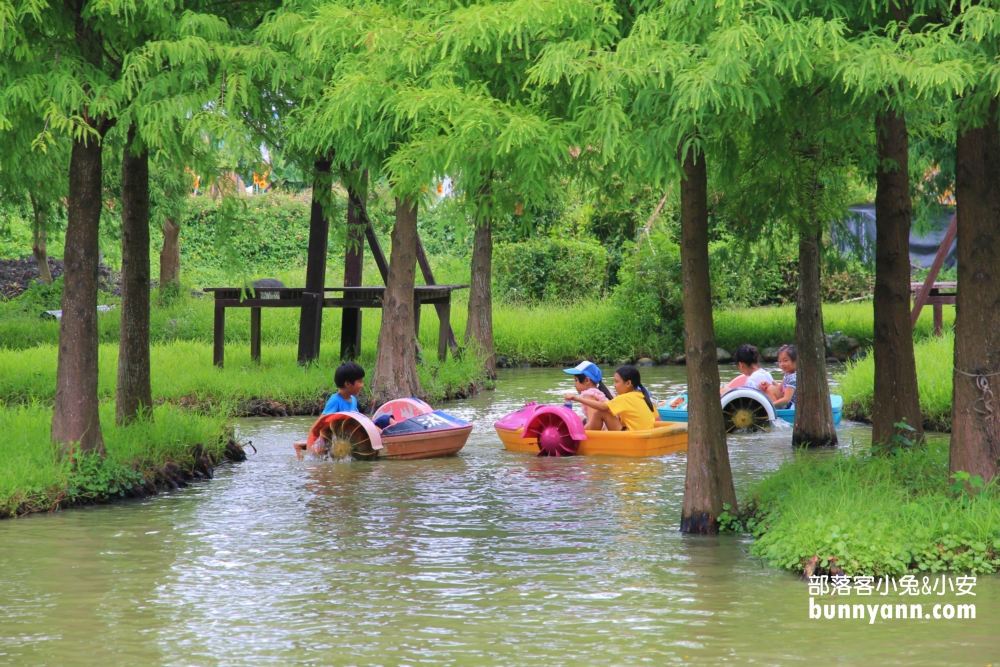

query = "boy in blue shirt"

[{"left": 322, "top": 362, "right": 366, "bottom": 414}]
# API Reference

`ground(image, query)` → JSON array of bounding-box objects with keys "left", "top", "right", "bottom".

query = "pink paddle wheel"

[{"left": 522, "top": 406, "right": 588, "bottom": 457}]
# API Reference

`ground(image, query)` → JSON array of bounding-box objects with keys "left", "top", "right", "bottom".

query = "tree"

[
  {"left": 0, "top": 113, "right": 69, "bottom": 284},
  {"left": 117, "top": 125, "right": 153, "bottom": 424},
  {"left": 678, "top": 142, "right": 737, "bottom": 532}
]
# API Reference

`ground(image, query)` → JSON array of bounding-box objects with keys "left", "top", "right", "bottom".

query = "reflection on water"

[{"left": 1, "top": 365, "right": 997, "bottom": 666}]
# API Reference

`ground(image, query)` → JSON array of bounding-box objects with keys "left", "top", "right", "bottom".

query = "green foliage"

[
  {"left": 744, "top": 440, "right": 1000, "bottom": 575},
  {"left": 1, "top": 275, "right": 65, "bottom": 315},
  {"left": 493, "top": 237, "right": 608, "bottom": 303},
  {"left": 612, "top": 231, "right": 683, "bottom": 348},
  {"left": 164, "top": 193, "right": 342, "bottom": 278},
  {"left": 67, "top": 453, "right": 147, "bottom": 504},
  {"left": 0, "top": 403, "right": 228, "bottom": 518},
  {"left": 840, "top": 333, "right": 955, "bottom": 432}
]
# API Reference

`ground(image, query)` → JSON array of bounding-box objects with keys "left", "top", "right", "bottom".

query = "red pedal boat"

[{"left": 295, "top": 398, "right": 472, "bottom": 460}]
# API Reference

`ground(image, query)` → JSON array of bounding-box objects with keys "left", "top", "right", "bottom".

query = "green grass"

[
  {"left": 0, "top": 340, "right": 490, "bottom": 410},
  {"left": 838, "top": 333, "right": 954, "bottom": 431},
  {"left": 713, "top": 301, "right": 954, "bottom": 352},
  {"left": 743, "top": 440, "right": 1000, "bottom": 575},
  {"left": 492, "top": 299, "right": 668, "bottom": 365},
  {"left": 0, "top": 402, "right": 229, "bottom": 518}
]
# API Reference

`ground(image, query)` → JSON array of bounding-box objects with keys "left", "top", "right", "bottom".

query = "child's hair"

[
  {"left": 616, "top": 365, "right": 654, "bottom": 412},
  {"left": 576, "top": 374, "right": 614, "bottom": 401},
  {"left": 734, "top": 344, "right": 761, "bottom": 367},
  {"left": 335, "top": 362, "right": 365, "bottom": 388},
  {"left": 777, "top": 344, "right": 798, "bottom": 362}
]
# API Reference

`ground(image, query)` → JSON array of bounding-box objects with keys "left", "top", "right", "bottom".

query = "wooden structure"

[
  {"left": 206, "top": 174, "right": 466, "bottom": 366},
  {"left": 910, "top": 213, "right": 957, "bottom": 336},
  {"left": 205, "top": 284, "right": 466, "bottom": 367}
]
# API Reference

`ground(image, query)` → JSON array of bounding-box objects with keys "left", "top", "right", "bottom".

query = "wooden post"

[
  {"left": 213, "top": 304, "right": 225, "bottom": 368},
  {"left": 413, "top": 295, "right": 421, "bottom": 339},
  {"left": 341, "top": 175, "right": 365, "bottom": 360},
  {"left": 298, "top": 157, "right": 333, "bottom": 364},
  {"left": 416, "top": 237, "right": 459, "bottom": 355},
  {"left": 437, "top": 298, "right": 451, "bottom": 362},
  {"left": 933, "top": 304, "right": 943, "bottom": 336},
  {"left": 911, "top": 213, "right": 957, "bottom": 326},
  {"left": 250, "top": 307, "right": 261, "bottom": 362}
]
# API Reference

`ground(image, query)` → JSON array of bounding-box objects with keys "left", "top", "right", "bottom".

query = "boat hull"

[
  {"left": 659, "top": 395, "right": 844, "bottom": 426},
  {"left": 497, "top": 423, "right": 688, "bottom": 457},
  {"left": 380, "top": 425, "right": 473, "bottom": 459}
]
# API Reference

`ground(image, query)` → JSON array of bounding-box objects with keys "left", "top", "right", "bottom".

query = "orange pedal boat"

[
  {"left": 495, "top": 402, "right": 687, "bottom": 457},
  {"left": 296, "top": 399, "right": 472, "bottom": 460}
]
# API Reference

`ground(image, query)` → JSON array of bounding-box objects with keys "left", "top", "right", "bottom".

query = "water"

[{"left": 2, "top": 365, "right": 998, "bottom": 666}]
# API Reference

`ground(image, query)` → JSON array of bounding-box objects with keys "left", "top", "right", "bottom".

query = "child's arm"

[
  {"left": 565, "top": 393, "right": 611, "bottom": 412},
  {"left": 772, "top": 386, "right": 794, "bottom": 408}
]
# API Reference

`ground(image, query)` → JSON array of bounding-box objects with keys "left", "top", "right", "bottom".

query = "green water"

[{"left": 2, "top": 365, "right": 998, "bottom": 666}]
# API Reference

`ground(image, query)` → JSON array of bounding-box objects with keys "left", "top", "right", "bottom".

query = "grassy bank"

[
  {"left": 839, "top": 334, "right": 954, "bottom": 431},
  {"left": 743, "top": 440, "right": 1000, "bottom": 576},
  {"left": 713, "top": 301, "right": 953, "bottom": 351},
  {"left": 0, "top": 340, "right": 490, "bottom": 410},
  {"left": 1, "top": 290, "right": 947, "bottom": 366},
  {"left": 0, "top": 403, "right": 234, "bottom": 518}
]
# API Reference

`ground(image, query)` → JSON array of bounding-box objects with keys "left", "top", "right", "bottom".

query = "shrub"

[
  {"left": 493, "top": 237, "right": 608, "bottom": 302},
  {"left": 612, "top": 231, "right": 684, "bottom": 348}
]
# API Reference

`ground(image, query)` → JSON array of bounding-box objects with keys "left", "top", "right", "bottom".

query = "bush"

[
  {"left": 612, "top": 231, "right": 684, "bottom": 348},
  {"left": 493, "top": 237, "right": 608, "bottom": 302}
]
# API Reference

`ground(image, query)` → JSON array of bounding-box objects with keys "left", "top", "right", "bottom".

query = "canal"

[{"left": 2, "top": 365, "right": 998, "bottom": 665}]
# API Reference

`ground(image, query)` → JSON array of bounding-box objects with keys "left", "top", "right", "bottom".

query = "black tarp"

[{"left": 833, "top": 204, "right": 957, "bottom": 269}]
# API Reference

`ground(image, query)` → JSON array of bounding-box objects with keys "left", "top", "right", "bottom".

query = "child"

[
  {"left": 566, "top": 365, "right": 656, "bottom": 431},
  {"left": 761, "top": 344, "right": 796, "bottom": 408},
  {"left": 562, "top": 361, "right": 614, "bottom": 427},
  {"left": 322, "top": 362, "right": 365, "bottom": 414},
  {"left": 722, "top": 344, "right": 773, "bottom": 394}
]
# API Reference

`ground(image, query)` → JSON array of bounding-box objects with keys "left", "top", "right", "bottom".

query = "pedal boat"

[
  {"left": 494, "top": 402, "right": 687, "bottom": 457},
  {"left": 295, "top": 398, "right": 472, "bottom": 460},
  {"left": 657, "top": 388, "right": 843, "bottom": 433}
]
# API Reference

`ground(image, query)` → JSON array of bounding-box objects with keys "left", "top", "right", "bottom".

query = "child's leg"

[
  {"left": 586, "top": 410, "right": 623, "bottom": 431},
  {"left": 763, "top": 384, "right": 783, "bottom": 402}
]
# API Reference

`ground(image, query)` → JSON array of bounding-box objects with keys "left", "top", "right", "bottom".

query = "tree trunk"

[
  {"left": 29, "top": 193, "right": 53, "bottom": 285},
  {"left": 679, "top": 146, "right": 737, "bottom": 534},
  {"left": 466, "top": 208, "right": 496, "bottom": 379},
  {"left": 872, "top": 107, "right": 923, "bottom": 445},
  {"left": 116, "top": 125, "right": 153, "bottom": 425},
  {"left": 793, "top": 228, "right": 838, "bottom": 447},
  {"left": 159, "top": 216, "right": 180, "bottom": 290},
  {"left": 52, "top": 135, "right": 105, "bottom": 455},
  {"left": 371, "top": 196, "right": 424, "bottom": 405},
  {"left": 950, "top": 101, "right": 1000, "bottom": 483},
  {"left": 297, "top": 157, "right": 333, "bottom": 364}
]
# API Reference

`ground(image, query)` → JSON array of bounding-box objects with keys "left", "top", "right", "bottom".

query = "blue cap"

[{"left": 563, "top": 361, "right": 602, "bottom": 384}]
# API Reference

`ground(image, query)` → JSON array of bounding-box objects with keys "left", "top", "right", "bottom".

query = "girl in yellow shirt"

[{"left": 565, "top": 365, "right": 656, "bottom": 431}]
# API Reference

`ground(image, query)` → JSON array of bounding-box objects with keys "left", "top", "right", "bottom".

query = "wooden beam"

[{"left": 911, "top": 213, "right": 957, "bottom": 327}]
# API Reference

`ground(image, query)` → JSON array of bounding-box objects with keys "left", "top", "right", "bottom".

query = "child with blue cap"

[{"left": 562, "top": 361, "right": 614, "bottom": 427}]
